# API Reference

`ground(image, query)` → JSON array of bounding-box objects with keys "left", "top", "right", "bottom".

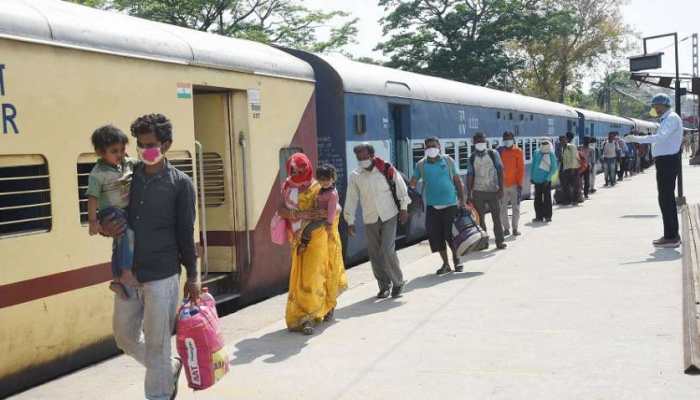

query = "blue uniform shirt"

[{"left": 412, "top": 157, "right": 458, "bottom": 207}]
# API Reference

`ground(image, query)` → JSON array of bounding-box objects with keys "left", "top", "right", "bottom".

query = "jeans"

[
  {"left": 582, "top": 167, "right": 590, "bottom": 197},
  {"left": 365, "top": 216, "right": 404, "bottom": 290},
  {"left": 500, "top": 186, "right": 520, "bottom": 232},
  {"left": 98, "top": 207, "right": 135, "bottom": 278},
  {"left": 655, "top": 154, "right": 680, "bottom": 240},
  {"left": 113, "top": 274, "right": 180, "bottom": 400},
  {"left": 533, "top": 182, "right": 552, "bottom": 220},
  {"left": 618, "top": 157, "right": 626, "bottom": 181},
  {"left": 472, "top": 190, "right": 505, "bottom": 245},
  {"left": 604, "top": 158, "right": 617, "bottom": 185}
]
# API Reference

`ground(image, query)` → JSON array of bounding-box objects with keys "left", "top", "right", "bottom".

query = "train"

[{"left": 0, "top": 0, "right": 659, "bottom": 396}]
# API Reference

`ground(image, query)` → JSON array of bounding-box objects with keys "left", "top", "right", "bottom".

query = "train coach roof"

[
  {"left": 318, "top": 55, "right": 578, "bottom": 118},
  {"left": 0, "top": 0, "right": 314, "bottom": 81},
  {"left": 629, "top": 118, "right": 659, "bottom": 130},
  {"left": 574, "top": 108, "right": 633, "bottom": 126}
]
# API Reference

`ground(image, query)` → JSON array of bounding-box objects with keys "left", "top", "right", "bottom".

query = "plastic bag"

[{"left": 270, "top": 213, "right": 287, "bottom": 245}]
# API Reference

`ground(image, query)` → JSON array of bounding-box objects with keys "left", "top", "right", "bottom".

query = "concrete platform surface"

[{"left": 12, "top": 164, "right": 700, "bottom": 400}]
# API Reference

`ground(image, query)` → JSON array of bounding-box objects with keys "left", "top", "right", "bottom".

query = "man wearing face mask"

[
  {"left": 344, "top": 143, "right": 411, "bottom": 298},
  {"left": 410, "top": 137, "right": 465, "bottom": 275},
  {"left": 497, "top": 131, "right": 524, "bottom": 236},
  {"left": 102, "top": 113, "right": 198, "bottom": 400},
  {"left": 625, "top": 93, "right": 683, "bottom": 248},
  {"left": 467, "top": 132, "right": 507, "bottom": 250},
  {"left": 560, "top": 133, "right": 581, "bottom": 205}
]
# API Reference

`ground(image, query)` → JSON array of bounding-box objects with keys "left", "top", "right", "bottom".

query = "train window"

[
  {"left": 412, "top": 142, "right": 425, "bottom": 165},
  {"left": 509, "top": 113, "right": 513, "bottom": 120},
  {"left": 458, "top": 141, "right": 469, "bottom": 170},
  {"left": 169, "top": 151, "right": 194, "bottom": 179},
  {"left": 517, "top": 139, "right": 524, "bottom": 149},
  {"left": 354, "top": 114, "right": 367, "bottom": 135},
  {"left": 1, "top": 155, "right": 52, "bottom": 237},
  {"left": 530, "top": 114, "right": 534, "bottom": 121},
  {"left": 496, "top": 111, "right": 501, "bottom": 119},
  {"left": 519, "top": 114, "right": 524, "bottom": 121},
  {"left": 279, "top": 147, "right": 304, "bottom": 182},
  {"left": 197, "top": 152, "right": 225, "bottom": 208},
  {"left": 76, "top": 154, "right": 97, "bottom": 225},
  {"left": 444, "top": 142, "right": 456, "bottom": 161}
]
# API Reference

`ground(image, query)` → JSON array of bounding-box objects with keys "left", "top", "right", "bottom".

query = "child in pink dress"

[{"left": 298, "top": 164, "right": 340, "bottom": 253}]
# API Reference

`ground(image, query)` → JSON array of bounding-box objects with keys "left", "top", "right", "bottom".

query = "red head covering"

[{"left": 284, "top": 153, "right": 313, "bottom": 188}]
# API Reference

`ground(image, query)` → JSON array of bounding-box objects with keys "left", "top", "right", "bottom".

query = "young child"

[
  {"left": 298, "top": 164, "right": 340, "bottom": 254},
  {"left": 85, "top": 125, "right": 137, "bottom": 299}
]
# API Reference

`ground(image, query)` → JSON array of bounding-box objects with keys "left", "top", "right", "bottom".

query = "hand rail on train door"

[{"left": 195, "top": 141, "right": 209, "bottom": 281}]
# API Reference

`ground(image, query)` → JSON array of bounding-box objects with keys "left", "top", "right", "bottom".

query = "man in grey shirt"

[{"left": 103, "top": 113, "right": 199, "bottom": 400}]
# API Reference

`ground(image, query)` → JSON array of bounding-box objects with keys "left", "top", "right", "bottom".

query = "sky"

[{"left": 305, "top": 0, "right": 700, "bottom": 87}]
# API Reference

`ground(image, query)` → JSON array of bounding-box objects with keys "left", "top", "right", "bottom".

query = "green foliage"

[
  {"left": 376, "top": 0, "right": 570, "bottom": 87},
  {"left": 67, "top": 0, "right": 358, "bottom": 53},
  {"left": 518, "top": 0, "right": 628, "bottom": 103}
]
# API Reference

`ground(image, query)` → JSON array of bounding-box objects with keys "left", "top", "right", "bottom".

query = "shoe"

[
  {"left": 653, "top": 237, "right": 681, "bottom": 248},
  {"left": 323, "top": 308, "right": 335, "bottom": 322},
  {"left": 512, "top": 230, "right": 521, "bottom": 236},
  {"left": 532, "top": 218, "right": 542, "bottom": 223},
  {"left": 503, "top": 229, "right": 511, "bottom": 236},
  {"left": 302, "top": 321, "right": 314, "bottom": 335},
  {"left": 391, "top": 281, "right": 406, "bottom": 298},
  {"left": 436, "top": 264, "right": 452, "bottom": 275},
  {"left": 377, "top": 288, "right": 391, "bottom": 299},
  {"left": 584, "top": 195, "right": 589, "bottom": 200},
  {"left": 496, "top": 243, "right": 507, "bottom": 250},
  {"left": 590, "top": 189, "right": 597, "bottom": 194},
  {"left": 170, "top": 357, "right": 183, "bottom": 400},
  {"left": 454, "top": 264, "right": 464, "bottom": 273},
  {"left": 545, "top": 218, "right": 552, "bottom": 223}
]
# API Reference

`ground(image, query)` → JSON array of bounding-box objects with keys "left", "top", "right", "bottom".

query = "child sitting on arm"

[
  {"left": 298, "top": 164, "right": 341, "bottom": 254},
  {"left": 85, "top": 125, "right": 137, "bottom": 299}
]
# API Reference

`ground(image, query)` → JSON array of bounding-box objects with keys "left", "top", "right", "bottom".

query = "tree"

[
  {"left": 518, "top": 0, "right": 628, "bottom": 103},
  {"left": 375, "top": 0, "right": 569, "bottom": 88},
  {"left": 69, "top": 0, "right": 358, "bottom": 53}
]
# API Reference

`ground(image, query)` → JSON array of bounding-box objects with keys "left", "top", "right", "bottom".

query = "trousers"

[
  {"left": 113, "top": 274, "right": 180, "bottom": 400},
  {"left": 655, "top": 154, "right": 680, "bottom": 240},
  {"left": 365, "top": 216, "right": 404, "bottom": 290},
  {"left": 533, "top": 182, "right": 552, "bottom": 220},
  {"left": 500, "top": 186, "right": 520, "bottom": 232},
  {"left": 472, "top": 190, "right": 505, "bottom": 245}
]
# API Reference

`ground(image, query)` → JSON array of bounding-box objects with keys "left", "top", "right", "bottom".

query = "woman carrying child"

[{"left": 277, "top": 154, "right": 347, "bottom": 335}]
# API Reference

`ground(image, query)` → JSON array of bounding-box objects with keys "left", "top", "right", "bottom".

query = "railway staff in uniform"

[
  {"left": 467, "top": 132, "right": 507, "bottom": 250},
  {"left": 497, "top": 131, "right": 525, "bottom": 237},
  {"left": 625, "top": 93, "right": 683, "bottom": 248},
  {"left": 345, "top": 143, "right": 410, "bottom": 299},
  {"left": 102, "top": 114, "right": 199, "bottom": 400},
  {"left": 410, "top": 137, "right": 465, "bottom": 275}
]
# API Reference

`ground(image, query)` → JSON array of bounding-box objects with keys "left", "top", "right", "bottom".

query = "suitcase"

[{"left": 451, "top": 205, "right": 488, "bottom": 256}]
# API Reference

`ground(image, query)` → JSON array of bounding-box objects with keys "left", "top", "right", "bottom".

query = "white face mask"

[
  {"left": 503, "top": 139, "right": 514, "bottom": 148},
  {"left": 541, "top": 144, "right": 551, "bottom": 153},
  {"left": 358, "top": 159, "right": 372, "bottom": 169},
  {"left": 475, "top": 143, "right": 487, "bottom": 152},
  {"left": 425, "top": 147, "right": 440, "bottom": 158}
]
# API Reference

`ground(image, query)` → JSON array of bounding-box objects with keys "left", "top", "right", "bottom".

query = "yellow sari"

[{"left": 285, "top": 182, "right": 348, "bottom": 330}]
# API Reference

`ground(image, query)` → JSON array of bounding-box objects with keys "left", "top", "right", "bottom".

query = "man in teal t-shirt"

[{"left": 410, "top": 137, "right": 465, "bottom": 275}]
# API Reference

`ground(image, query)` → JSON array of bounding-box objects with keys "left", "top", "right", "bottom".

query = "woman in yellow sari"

[{"left": 278, "top": 154, "right": 347, "bottom": 335}]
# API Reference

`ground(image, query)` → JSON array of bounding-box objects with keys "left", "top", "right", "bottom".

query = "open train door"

[{"left": 192, "top": 89, "right": 241, "bottom": 301}]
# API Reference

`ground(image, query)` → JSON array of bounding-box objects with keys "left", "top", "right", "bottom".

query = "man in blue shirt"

[
  {"left": 626, "top": 93, "right": 683, "bottom": 248},
  {"left": 410, "top": 137, "right": 466, "bottom": 275}
]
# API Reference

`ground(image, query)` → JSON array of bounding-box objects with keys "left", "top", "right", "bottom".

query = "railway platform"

[{"left": 11, "top": 164, "right": 700, "bottom": 400}]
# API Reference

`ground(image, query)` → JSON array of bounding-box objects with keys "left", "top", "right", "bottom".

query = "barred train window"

[
  {"left": 0, "top": 155, "right": 52, "bottom": 237},
  {"left": 412, "top": 142, "right": 425, "bottom": 165},
  {"left": 77, "top": 151, "right": 195, "bottom": 224},
  {"left": 197, "top": 153, "right": 225, "bottom": 208},
  {"left": 458, "top": 141, "right": 469, "bottom": 170},
  {"left": 524, "top": 140, "right": 532, "bottom": 161},
  {"left": 444, "top": 142, "right": 456, "bottom": 161}
]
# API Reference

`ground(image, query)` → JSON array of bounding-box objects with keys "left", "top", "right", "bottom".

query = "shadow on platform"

[
  {"left": 405, "top": 271, "right": 484, "bottom": 294},
  {"left": 620, "top": 248, "right": 681, "bottom": 265}
]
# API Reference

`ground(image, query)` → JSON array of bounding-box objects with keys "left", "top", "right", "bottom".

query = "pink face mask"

[{"left": 138, "top": 147, "right": 164, "bottom": 165}]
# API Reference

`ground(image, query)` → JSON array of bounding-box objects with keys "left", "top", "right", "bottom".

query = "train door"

[
  {"left": 192, "top": 90, "right": 237, "bottom": 280},
  {"left": 388, "top": 103, "right": 411, "bottom": 240}
]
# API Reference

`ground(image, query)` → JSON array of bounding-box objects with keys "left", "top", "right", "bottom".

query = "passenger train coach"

[{"left": 0, "top": 0, "right": 658, "bottom": 395}]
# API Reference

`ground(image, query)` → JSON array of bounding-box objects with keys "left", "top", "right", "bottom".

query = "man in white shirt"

[
  {"left": 626, "top": 93, "right": 683, "bottom": 248},
  {"left": 344, "top": 143, "right": 411, "bottom": 298}
]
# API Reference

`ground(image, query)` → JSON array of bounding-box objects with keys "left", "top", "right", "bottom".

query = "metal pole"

[{"left": 675, "top": 33, "right": 686, "bottom": 204}]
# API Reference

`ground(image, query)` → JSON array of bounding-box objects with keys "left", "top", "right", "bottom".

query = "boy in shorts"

[{"left": 86, "top": 125, "right": 137, "bottom": 298}]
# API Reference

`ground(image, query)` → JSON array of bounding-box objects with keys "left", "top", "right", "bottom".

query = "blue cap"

[{"left": 651, "top": 93, "right": 672, "bottom": 107}]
